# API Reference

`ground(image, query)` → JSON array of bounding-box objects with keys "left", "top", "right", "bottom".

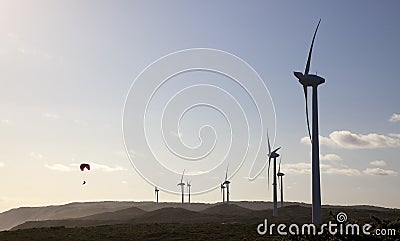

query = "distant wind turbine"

[
  {"left": 220, "top": 182, "right": 226, "bottom": 203},
  {"left": 154, "top": 186, "right": 159, "bottom": 204},
  {"left": 267, "top": 130, "right": 281, "bottom": 217},
  {"left": 177, "top": 170, "right": 185, "bottom": 204},
  {"left": 223, "top": 166, "right": 231, "bottom": 204},
  {"left": 277, "top": 157, "right": 285, "bottom": 208},
  {"left": 293, "top": 19, "right": 325, "bottom": 224},
  {"left": 187, "top": 179, "right": 192, "bottom": 204}
]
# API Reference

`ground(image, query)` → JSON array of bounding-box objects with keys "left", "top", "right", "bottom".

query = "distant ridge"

[
  {"left": 2, "top": 201, "right": 399, "bottom": 231},
  {"left": 201, "top": 203, "right": 257, "bottom": 216},
  {"left": 0, "top": 201, "right": 136, "bottom": 231}
]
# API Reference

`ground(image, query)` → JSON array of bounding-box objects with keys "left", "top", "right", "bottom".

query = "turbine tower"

[
  {"left": 222, "top": 166, "right": 231, "bottom": 204},
  {"left": 267, "top": 130, "right": 281, "bottom": 217},
  {"left": 293, "top": 19, "right": 325, "bottom": 224},
  {"left": 154, "top": 186, "right": 159, "bottom": 204},
  {"left": 220, "top": 182, "right": 226, "bottom": 203},
  {"left": 177, "top": 170, "right": 185, "bottom": 204},
  {"left": 187, "top": 179, "right": 192, "bottom": 204},
  {"left": 277, "top": 157, "right": 285, "bottom": 208}
]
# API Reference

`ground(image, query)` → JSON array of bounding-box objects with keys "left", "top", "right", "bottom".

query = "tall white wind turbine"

[
  {"left": 293, "top": 19, "right": 325, "bottom": 224},
  {"left": 187, "top": 179, "right": 192, "bottom": 204},
  {"left": 267, "top": 130, "right": 281, "bottom": 217},
  {"left": 222, "top": 166, "right": 231, "bottom": 204},
  {"left": 177, "top": 170, "right": 185, "bottom": 204},
  {"left": 154, "top": 186, "right": 159, "bottom": 204},
  {"left": 277, "top": 157, "right": 285, "bottom": 208},
  {"left": 220, "top": 182, "right": 226, "bottom": 203}
]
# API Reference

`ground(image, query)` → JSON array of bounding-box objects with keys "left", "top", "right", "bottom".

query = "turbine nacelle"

[
  {"left": 268, "top": 147, "right": 281, "bottom": 159},
  {"left": 294, "top": 71, "right": 325, "bottom": 87},
  {"left": 277, "top": 172, "right": 285, "bottom": 177},
  {"left": 268, "top": 152, "right": 280, "bottom": 159}
]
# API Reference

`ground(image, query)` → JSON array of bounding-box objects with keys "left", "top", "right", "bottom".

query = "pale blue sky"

[{"left": 0, "top": 1, "right": 399, "bottom": 212}]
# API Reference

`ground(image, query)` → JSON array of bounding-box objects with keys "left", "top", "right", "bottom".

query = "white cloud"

[
  {"left": 320, "top": 153, "right": 342, "bottom": 161},
  {"left": 89, "top": 163, "right": 127, "bottom": 172},
  {"left": 370, "top": 160, "right": 387, "bottom": 167},
  {"left": 282, "top": 162, "right": 310, "bottom": 174},
  {"left": 323, "top": 167, "right": 361, "bottom": 176},
  {"left": 363, "top": 168, "right": 398, "bottom": 176},
  {"left": 47, "top": 163, "right": 127, "bottom": 172},
  {"left": 1, "top": 120, "right": 11, "bottom": 124},
  {"left": 389, "top": 133, "right": 400, "bottom": 138},
  {"left": 281, "top": 159, "right": 398, "bottom": 177},
  {"left": 302, "top": 130, "right": 400, "bottom": 149},
  {"left": 389, "top": 113, "right": 400, "bottom": 122},
  {"left": 45, "top": 164, "right": 72, "bottom": 172},
  {"left": 43, "top": 113, "right": 59, "bottom": 119},
  {"left": 30, "top": 152, "right": 43, "bottom": 160},
  {"left": 329, "top": 131, "right": 400, "bottom": 149},
  {"left": 301, "top": 135, "right": 336, "bottom": 146},
  {"left": 300, "top": 136, "right": 310, "bottom": 145},
  {"left": 283, "top": 162, "right": 361, "bottom": 176}
]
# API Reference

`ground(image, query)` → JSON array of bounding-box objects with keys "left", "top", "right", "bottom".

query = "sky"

[{"left": 0, "top": 0, "right": 399, "bottom": 212}]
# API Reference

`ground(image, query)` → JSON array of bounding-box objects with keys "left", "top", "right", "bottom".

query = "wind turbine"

[
  {"left": 267, "top": 130, "right": 281, "bottom": 217},
  {"left": 177, "top": 170, "right": 185, "bottom": 204},
  {"left": 277, "top": 157, "right": 285, "bottom": 208},
  {"left": 222, "top": 166, "right": 231, "bottom": 204},
  {"left": 187, "top": 179, "right": 192, "bottom": 204},
  {"left": 293, "top": 19, "right": 325, "bottom": 224},
  {"left": 220, "top": 182, "right": 226, "bottom": 203},
  {"left": 154, "top": 186, "right": 159, "bottom": 204}
]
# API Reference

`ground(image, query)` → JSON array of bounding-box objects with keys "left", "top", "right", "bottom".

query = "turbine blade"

[
  {"left": 225, "top": 165, "right": 229, "bottom": 181},
  {"left": 267, "top": 129, "right": 271, "bottom": 155},
  {"left": 305, "top": 19, "right": 321, "bottom": 75},
  {"left": 273, "top": 147, "right": 281, "bottom": 153},
  {"left": 267, "top": 156, "right": 272, "bottom": 191},
  {"left": 278, "top": 156, "right": 282, "bottom": 173},
  {"left": 181, "top": 170, "right": 185, "bottom": 183},
  {"left": 304, "top": 86, "right": 312, "bottom": 142},
  {"left": 277, "top": 174, "right": 280, "bottom": 190}
]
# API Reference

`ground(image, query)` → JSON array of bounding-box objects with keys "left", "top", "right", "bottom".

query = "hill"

[
  {"left": 0, "top": 201, "right": 136, "bottom": 231},
  {"left": 2, "top": 201, "right": 400, "bottom": 231}
]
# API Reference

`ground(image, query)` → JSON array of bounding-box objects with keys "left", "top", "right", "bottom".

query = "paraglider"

[
  {"left": 80, "top": 163, "right": 90, "bottom": 171},
  {"left": 80, "top": 163, "right": 90, "bottom": 185}
]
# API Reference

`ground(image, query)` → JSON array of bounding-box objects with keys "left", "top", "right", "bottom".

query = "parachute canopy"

[{"left": 80, "top": 163, "right": 90, "bottom": 171}]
